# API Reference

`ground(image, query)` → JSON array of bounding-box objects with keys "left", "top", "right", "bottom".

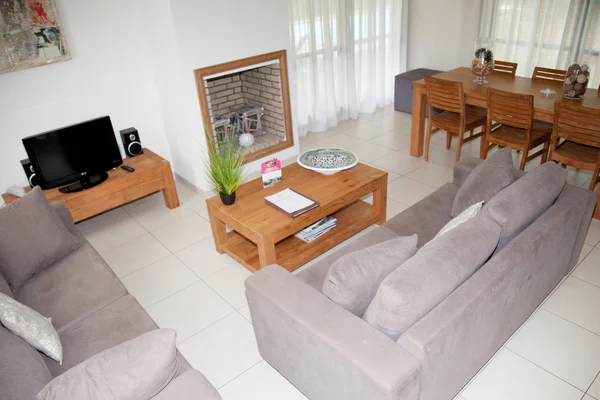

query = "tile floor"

[{"left": 76, "top": 106, "right": 600, "bottom": 399}]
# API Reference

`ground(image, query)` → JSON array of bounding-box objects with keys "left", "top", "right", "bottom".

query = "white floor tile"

[
  {"left": 387, "top": 198, "right": 408, "bottom": 221},
  {"left": 97, "top": 233, "right": 171, "bottom": 278},
  {"left": 219, "top": 360, "right": 307, "bottom": 400},
  {"left": 347, "top": 142, "right": 394, "bottom": 163},
  {"left": 175, "top": 179, "right": 204, "bottom": 204},
  {"left": 315, "top": 132, "right": 364, "bottom": 148},
  {"left": 146, "top": 281, "right": 235, "bottom": 343},
  {"left": 304, "top": 130, "right": 334, "bottom": 143},
  {"left": 543, "top": 277, "right": 600, "bottom": 336},
  {"left": 175, "top": 238, "right": 239, "bottom": 279},
  {"left": 124, "top": 194, "right": 198, "bottom": 231},
  {"left": 588, "top": 375, "right": 600, "bottom": 399},
  {"left": 338, "top": 122, "right": 387, "bottom": 141},
  {"left": 461, "top": 348, "right": 583, "bottom": 400},
  {"left": 566, "top": 168, "right": 593, "bottom": 188},
  {"left": 369, "top": 131, "right": 411, "bottom": 151},
  {"left": 586, "top": 219, "right": 600, "bottom": 247},
  {"left": 584, "top": 395, "right": 597, "bottom": 400},
  {"left": 368, "top": 113, "right": 411, "bottom": 133},
  {"left": 387, "top": 177, "right": 436, "bottom": 206},
  {"left": 203, "top": 264, "right": 252, "bottom": 309},
  {"left": 238, "top": 305, "right": 252, "bottom": 324},
  {"left": 151, "top": 213, "right": 212, "bottom": 253},
  {"left": 372, "top": 152, "right": 427, "bottom": 175},
  {"left": 506, "top": 309, "right": 600, "bottom": 390},
  {"left": 578, "top": 244, "right": 595, "bottom": 267},
  {"left": 573, "top": 248, "right": 600, "bottom": 287},
  {"left": 299, "top": 139, "right": 321, "bottom": 154},
  {"left": 177, "top": 313, "right": 261, "bottom": 389},
  {"left": 77, "top": 208, "right": 147, "bottom": 251},
  {"left": 406, "top": 163, "right": 454, "bottom": 188},
  {"left": 121, "top": 255, "right": 199, "bottom": 308}
]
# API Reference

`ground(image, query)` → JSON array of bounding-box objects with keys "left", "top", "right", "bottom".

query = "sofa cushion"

[
  {"left": 363, "top": 215, "right": 501, "bottom": 340},
  {"left": 0, "top": 293, "right": 62, "bottom": 363},
  {"left": 297, "top": 227, "right": 399, "bottom": 291},
  {"left": 384, "top": 182, "right": 458, "bottom": 247},
  {"left": 322, "top": 235, "right": 418, "bottom": 317},
  {"left": 451, "top": 147, "right": 515, "bottom": 217},
  {"left": 0, "top": 272, "right": 12, "bottom": 299},
  {"left": 37, "top": 329, "right": 179, "bottom": 400},
  {"left": 435, "top": 201, "right": 483, "bottom": 239},
  {"left": 15, "top": 241, "right": 127, "bottom": 333},
  {"left": 0, "top": 325, "right": 52, "bottom": 400},
  {"left": 483, "top": 162, "right": 567, "bottom": 248},
  {"left": 48, "top": 295, "right": 158, "bottom": 376},
  {"left": 0, "top": 187, "right": 81, "bottom": 291}
]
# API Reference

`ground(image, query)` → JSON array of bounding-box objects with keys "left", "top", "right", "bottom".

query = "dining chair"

[
  {"left": 549, "top": 101, "right": 600, "bottom": 191},
  {"left": 531, "top": 67, "right": 566, "bottom": 82},
  {"left": 423, "top": 76, "right": 487, "bottom": 162},
  {"left": 494, "top": 60, "right": 518, "bottom": 76},
  {"left": 481, "top": 88, "right": 552, "bottom": 170}
]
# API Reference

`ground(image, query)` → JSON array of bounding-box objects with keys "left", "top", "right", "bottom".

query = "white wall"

[
  {"left": 407, "top": 0, "right": 481, "bottom": 71},
  {"left": 0, "top": 0, "right": 172, "bottom": 191},
  {"left": 0, "top": 0, "right": 299, "bottom": 194}
]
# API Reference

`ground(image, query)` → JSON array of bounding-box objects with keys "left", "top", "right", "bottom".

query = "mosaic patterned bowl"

[{"left": 297, "top": 148, "right": 359, "bottom": 175}]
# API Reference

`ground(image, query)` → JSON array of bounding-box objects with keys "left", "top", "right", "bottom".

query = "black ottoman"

[{"left": 394, "top": 68, "right": 443, "bottom": 114}]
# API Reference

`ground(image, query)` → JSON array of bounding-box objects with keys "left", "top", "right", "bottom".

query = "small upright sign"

[{"left": 261, "top": 158, "right": 282, "bottom": 188}]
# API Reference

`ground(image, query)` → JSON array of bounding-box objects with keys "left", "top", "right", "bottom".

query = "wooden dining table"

[{"left": 409, "top": 67, "right": 600, "bottom": 158}]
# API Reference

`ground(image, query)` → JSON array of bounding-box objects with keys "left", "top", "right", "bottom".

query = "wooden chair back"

[
  {"left": 424, "top": 76, "right": 464, "bottom": 115},
  {"left": 553, "top": 101, "right": 600, "bottom": 148},
  {"left": 532, "top": 67, "right": 566, "bottom": 82},
  {"left": 494, "top": 60, "right": 518, "bottom": 76},
  {"left": 487, "top": 88, "right": 533, "bottom": 131}
]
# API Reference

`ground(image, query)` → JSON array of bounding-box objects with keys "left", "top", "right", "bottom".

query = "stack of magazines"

[{"left": 295, "top": 217, "right": 337, "bottom": 243}]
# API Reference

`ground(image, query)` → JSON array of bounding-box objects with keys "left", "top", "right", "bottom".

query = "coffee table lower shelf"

[{"left": 221, "top": 200, "right": 379, "bottom": 272}]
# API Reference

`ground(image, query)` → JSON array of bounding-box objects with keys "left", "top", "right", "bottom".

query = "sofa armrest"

[
  {"left": 245, "top": 265, "right": 421, "bottom": 400},
  {"left": 452, "top": 157, "right": 482, "bottom": 187},
  {"left": 151, "top": 370, "right": 221, "bottom": 400},
  {"left": 50, "top": 201, "right": 78, "bottom": 237}
]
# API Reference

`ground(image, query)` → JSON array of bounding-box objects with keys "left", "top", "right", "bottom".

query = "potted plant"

[{"left": 205, "top": 124, "right": 245, "bottom": 206}]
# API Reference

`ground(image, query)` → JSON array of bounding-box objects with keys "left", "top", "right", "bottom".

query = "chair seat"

[
  {"left": 489, "top": 122, "right": 552, "bottom": 148},
  {"left": 432, "top": 106, "right": 487, "bottom": 133},
  {"left": 553, "top": 140, "right": 600, "bottom": 170}
]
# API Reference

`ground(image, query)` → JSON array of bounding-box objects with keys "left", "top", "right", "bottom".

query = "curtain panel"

[
  {"left": 479, "top": 0, "right": 600, "bottom": 87},
  {"left": 289, "top": 0, "right": 407, "bottom": 136}
]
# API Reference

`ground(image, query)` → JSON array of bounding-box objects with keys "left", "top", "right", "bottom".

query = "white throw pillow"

[
  {"left": 435, "top": 201, "right": 484, "bottom": 239},
  {"left": 0, "top": 293, "right": 62, "bottom": 363}
]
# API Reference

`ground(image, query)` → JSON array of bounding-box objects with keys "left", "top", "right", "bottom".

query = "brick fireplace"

[{"left": 194, "top": 51, "right": 294, "bottom": 163}]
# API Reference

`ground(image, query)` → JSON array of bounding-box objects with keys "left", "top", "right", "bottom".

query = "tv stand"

[
  {"left": 59, "top": 172, "right": 108, "bottom": 193},
  {"left": 2, "top": 149, "right": 180, "bottom": 222}
]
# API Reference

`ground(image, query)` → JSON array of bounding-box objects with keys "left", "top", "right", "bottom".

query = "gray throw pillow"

[
  {"left": 322, "top": 235, "right": 418, "bottom": 317},
  {"left": 451, "top": 147, "right": 515, "bottom": 217},
  {"left": 0, "top": 187, "right": 81, "bottom": 291},
  {"left": 363, "top": 215, "right": 500, "bottom": 340},
  {"left": 483, "top": 162, "right": 567, "bottom": 247},
  {"left": 37, "top": 329, "right": 179, "bottom": 400}
]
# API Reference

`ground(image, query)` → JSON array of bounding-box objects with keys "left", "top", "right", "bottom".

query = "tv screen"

[{"left": 22, "top": 116, "right": 123, "bottom": 189}]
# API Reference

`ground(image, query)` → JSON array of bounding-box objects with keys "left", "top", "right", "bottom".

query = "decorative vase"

[
  {"left": 564, "top": 63, "right": 589, "bottom": 100},
  {"left": 471, "top": 40, "right": 494, "bottom": 84},
  {"left": 239, "top": 132, "right": 255, "bottom": 148},
  {"left": 219, "top": 192, "right": 236, "bottom": 206}
]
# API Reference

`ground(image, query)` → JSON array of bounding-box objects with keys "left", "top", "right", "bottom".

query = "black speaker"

[
  {"left": 20, "top": 158, "right": 40, "bottom": 188},
  {"left": 120, "top": 128, "right": 143, "bottom": 157}
]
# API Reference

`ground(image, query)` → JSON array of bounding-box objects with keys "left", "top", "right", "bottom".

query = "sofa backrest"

[
  {"left": 0, "top": 271, "right": 12, "bottom": 298},
  {"left": 395, "top": 183, "right": 595, "bottom": 400}
]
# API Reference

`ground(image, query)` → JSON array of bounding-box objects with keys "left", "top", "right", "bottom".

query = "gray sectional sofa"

[
  {"left": 0, "top": 202, "right": 221, "bottom": 400},
  {"left": 245, "top": 157, "right": 596, "bottom": 400}
]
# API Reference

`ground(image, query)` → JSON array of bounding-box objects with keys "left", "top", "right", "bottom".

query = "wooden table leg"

[
  {"left": 208, "top": 203, "right": 227, "bottom": 254},
  {"left": 257, "top": 237, "right": 277, "bottom": 269},
  {"left": 410, "top": 86, "right": 426, "bottom": 157},
  {"left": 373, "top": 175, "right": 387, "bottom": 225},
  {"left": 594, "top": 192, "right": 600, "bottom": 220},
  {"left": 160, "top": 162, "right": 180, "bottom": 209}
]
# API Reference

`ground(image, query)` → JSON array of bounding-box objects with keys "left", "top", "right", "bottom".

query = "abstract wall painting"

[{"left": 0, "top": 0, "right": 70, "bottom": 74}]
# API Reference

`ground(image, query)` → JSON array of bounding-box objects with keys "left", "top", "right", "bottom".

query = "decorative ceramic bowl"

[{"left": 297, "top": 148, "right": 359, "bottom": 175}]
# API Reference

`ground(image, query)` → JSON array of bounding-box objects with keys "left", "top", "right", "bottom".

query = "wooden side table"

[
  {"left": 2, "top": 148, "right": 179, "bottom": 222},
  {"left": 206, "top": 163, "right": 387, "bottom": 273}
]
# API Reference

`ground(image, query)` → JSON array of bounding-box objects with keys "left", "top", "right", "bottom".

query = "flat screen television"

[{"left": 22, "top": 116, "right": 123, "bottom": 193}]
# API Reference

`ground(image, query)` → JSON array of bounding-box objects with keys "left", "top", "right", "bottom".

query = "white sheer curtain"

[
  {"left": 289, "top": 0, "right": 407, "bottom": 135},
  {"left": 479, "top": 0, "right": 600, "bottom": 87}
]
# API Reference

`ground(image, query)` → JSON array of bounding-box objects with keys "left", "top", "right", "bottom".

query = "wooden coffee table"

[{"left": 206, "top": 162, "right": 387, "bottom": 272}]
